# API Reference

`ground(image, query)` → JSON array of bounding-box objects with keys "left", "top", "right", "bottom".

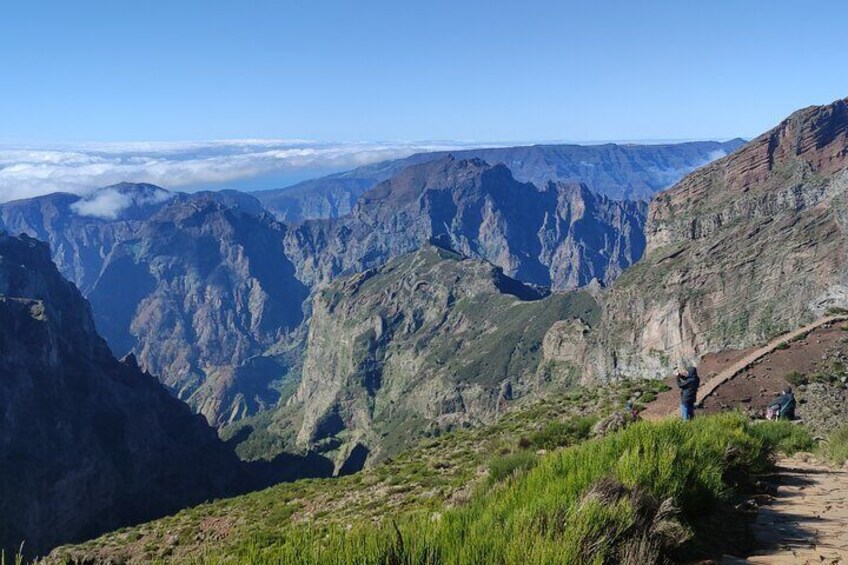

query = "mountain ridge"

[
  {"left": 584, "top": 96, "right": 848, "bottom": 379},
  {"left": 255, "top": 140, "right": 746, "bottom": 222}
]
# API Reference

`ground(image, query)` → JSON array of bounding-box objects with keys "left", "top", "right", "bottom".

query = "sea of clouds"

[{"left": 0, "top": 139, "right": 479, "bottom": 204}]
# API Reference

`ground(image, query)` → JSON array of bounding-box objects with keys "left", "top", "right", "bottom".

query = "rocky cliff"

[
  {"left": 0, "top": 187, "right": 309, "bottom": 425},
  {"left": 285, "top": 245, "right": 600, "bottom": 471},
  {"left": 286, "top": 156, "right": 647, "bottom": 292},
  {"left": 0, "top": 232, "right": 242, "bottom": 557},
  {"left": 587, "top": 97, "right": 848, "bottom": 378},
  {"left": 256, "top": 140, "right": 745, "bottom": 222},
  {"left": 87, "top": 193, "right": 309, "bottom": 425}
]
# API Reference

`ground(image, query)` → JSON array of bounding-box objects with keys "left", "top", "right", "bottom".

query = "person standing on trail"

[{"left": 676, "top": 364, "right": 700, "bottom": 421}]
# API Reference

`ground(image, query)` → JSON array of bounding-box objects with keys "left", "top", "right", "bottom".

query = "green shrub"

[
  {"left": 749, "top": 420, "right": 814, "bottom": 455},
  {"left": 784, "top": 371, "right": 807, "bottom": 386},
  {"left": 774, "top": 342, "right": 790, "bottom": 350},
  {"left": 526, "top": 416, "right": 597, "bottom": 451},
  {"left": 640, "top": 391, "right": 657, "bottom": 403},
  {"left": 487, "top": 450, "right": 538, "bottom": 484},
  {"left": 820, "top": 425, "right": 848, "bottom": 466}
]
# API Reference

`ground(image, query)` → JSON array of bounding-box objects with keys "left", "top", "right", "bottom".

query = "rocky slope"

[
  {"left": 281, "top": 244, "right": 600, "bottom": 471},
  {"left": 255, "top": 140, "right": 745, "bottom": 221},
  {"left": 87, "top": 193, "right": 309, "bottom": 425},
  {"left": 0, "top": 232, "right": 242, "bottom": 557},
  {"left": 0, "top": 183, "right": 172, "bottom": 294},
  {"left": 286, "top": 155, "right": 647, "bottom": 292},
  {"left": 586, "top": 97, "right": 848, "bottom": 378},
  {"left": 0, "top": 186, "right": 309, "bottom": 425}
]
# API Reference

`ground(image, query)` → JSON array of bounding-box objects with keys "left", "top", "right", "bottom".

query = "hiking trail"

[{"left": 724, "top": 456, "right": 848, "bottom": 564}]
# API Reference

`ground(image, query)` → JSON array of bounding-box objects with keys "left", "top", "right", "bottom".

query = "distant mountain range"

[
  {"left": 285, "top": 155, "right": 647, "bottom": 291},
  {"left": 0, "top": 140, "right": 709, "bottom": 427},
  {"left": 254, "top": 139, "right": 745, "bottom": 222}
]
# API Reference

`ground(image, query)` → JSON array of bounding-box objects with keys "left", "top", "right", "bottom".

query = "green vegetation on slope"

[
  {"left": 748, "top": 420, "right": 815, "bottom": 455},
  {"left": 50, "top": 381, "right": 666, "bottom": 563},
  {"left": 51, "top": 381, "right": 808, "bottom": 565},
  {"left": 201, "top": 414, "right": 788, "bottom": 564}
]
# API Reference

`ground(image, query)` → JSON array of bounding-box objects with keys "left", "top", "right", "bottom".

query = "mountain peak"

[
  {"left": 647, "top": 96, "right": 848, "bottom": 249},
  {"left": 71, "top": 182, "right": 174, "bottom": 220},
  {"left": 355, "top": 155, "right": 495, "bottom": 212}
]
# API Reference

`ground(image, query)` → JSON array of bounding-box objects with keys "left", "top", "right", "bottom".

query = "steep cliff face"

[
  {"left": 256, "top": 140, "right": 744, "bottom": 222},
  {"left": 287, "top": 245, "right": 600, "bottom": 471},
  {"left": 589, "top": 97, "right": 848, "bottom": 378},
  {"left": 88, "top": 194, "right": 309, "bottom": 425},
  {"left": 0, "top": 187, "right": 309, "bottom": 425},
  {"left": 286, "top": 156, "right": 647, "bottom": 292},
  {"left": 0, "top": 233, "right": 241, "bottom": 557}
]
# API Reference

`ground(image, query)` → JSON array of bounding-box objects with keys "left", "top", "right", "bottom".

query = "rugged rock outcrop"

[
  {"left": 88, "top": 193, "right": 309, "bottom": 425},
  {"left": 286, "top": 156, "right": 647, "bottom": 292},
  {"left": 0, "top": 184, "right": 171, "bottom": 294},
  {"left": 0, "top": 186, "right": 309, "bottom": 425},
  {"left": 588, "top": 97, "right": 848, "bottom": 378},
  {"left": 256, "top": 140, "right": 745, "bottom": 222},
  {"left": 0, "top": 232, "right": 242, "bottom": 557},
  {"left": 286, "top": 245, "right": 600, "bottom": 471}
]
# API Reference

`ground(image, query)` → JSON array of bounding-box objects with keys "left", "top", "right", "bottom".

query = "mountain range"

[
  {"left": 254, "top": 139, "right": 745, "bottom": 222},
  {"left": 4, "top": 99, "right": 848, "bottom": 559},
  {"left": 0, "top": 140, "right": 716, "bottom": 427}
]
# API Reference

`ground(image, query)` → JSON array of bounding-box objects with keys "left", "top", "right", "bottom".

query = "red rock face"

[
  {"left": 648, "top": 97, "right": 848, "bottom": 251},
  {"left": 591, "top": 96, "right": 848, "bottom": 381}
]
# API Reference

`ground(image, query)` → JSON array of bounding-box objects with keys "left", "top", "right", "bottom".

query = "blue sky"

[{"left": 1, "top": 0, "right": 847, "bottom": 198}]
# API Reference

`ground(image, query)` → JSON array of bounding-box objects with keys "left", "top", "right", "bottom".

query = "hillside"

[
  {"left": 255, "top": 140, "right": 745, "bottom": 222},
  {"left": 46, "top": 379, "right": 673, "bottom": 564},
  {"left": 286, "top": 244, "right": 600, "bottom": 471},
  {"left": 0, "top": 232, "right": 243, "bottom": 557},
  {"left": 585, "top": 97, "right": 848, "bottom": 378}
]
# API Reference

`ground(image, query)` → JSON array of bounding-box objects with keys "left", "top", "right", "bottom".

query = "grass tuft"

[
  {"left": 487, "top": 450, "right": 538, "bottom": 484},
  {"left": 820, "top": 424, "right": 848, "bottom": 466},
  {"left": 749, "top": 420, "right": 814, "bottom": 455}
]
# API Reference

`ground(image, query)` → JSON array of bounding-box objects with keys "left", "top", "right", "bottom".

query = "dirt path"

[{"left": 724, "top": 457, "right": 848, "bottom": 564}]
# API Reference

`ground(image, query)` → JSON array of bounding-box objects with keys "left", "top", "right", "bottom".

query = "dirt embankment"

[{"left": 643, "top": 320, "right": 848, "bottom": 428}]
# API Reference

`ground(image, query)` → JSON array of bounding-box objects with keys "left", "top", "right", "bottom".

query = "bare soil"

[{"left": 643, "top": 322, "right": 848, "bottom": 420}]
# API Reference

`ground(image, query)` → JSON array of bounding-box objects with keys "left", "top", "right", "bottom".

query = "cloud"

[
  {"left": 0, "top": 140, "right": 482, "bottom": 204},
  {"left": 647, "top": 149, "right": 728, "bottom": 188},
  {"left": 70, "top": 186, "right": 174, "bottom": 219}
]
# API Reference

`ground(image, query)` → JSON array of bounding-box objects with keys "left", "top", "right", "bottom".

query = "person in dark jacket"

[
  {"left": 768, "top": 387, "right": 796, "bottom": 420},
  {"left": 676, "top": 365, "right": 700, "bottom": 421}
]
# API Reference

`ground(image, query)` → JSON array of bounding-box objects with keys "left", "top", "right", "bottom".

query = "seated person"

[{"left": 767, "top": 386, "right": 796, "bottom": 420}]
